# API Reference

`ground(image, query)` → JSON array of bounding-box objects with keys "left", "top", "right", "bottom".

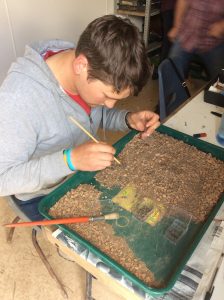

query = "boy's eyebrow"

[{"left": 104, "top": 90, "right": 130, "bottom": 100}]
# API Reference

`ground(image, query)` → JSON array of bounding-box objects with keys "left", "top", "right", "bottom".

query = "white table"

[{"left": 165, "top": 90, "right": 224, "bottom": 148}]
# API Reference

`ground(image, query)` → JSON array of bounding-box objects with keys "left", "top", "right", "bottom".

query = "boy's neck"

[{"left": 46, "top": 49, "right": 78, "bottom": 94}]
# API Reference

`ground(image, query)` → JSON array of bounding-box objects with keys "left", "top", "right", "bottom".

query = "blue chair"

[{"left": 158, "top": 57, "right": 191, "bottom": 121}]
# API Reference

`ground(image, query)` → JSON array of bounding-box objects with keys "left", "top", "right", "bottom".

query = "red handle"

[{"left": 4, "top": 216, "right": 90, "bottom": 228}]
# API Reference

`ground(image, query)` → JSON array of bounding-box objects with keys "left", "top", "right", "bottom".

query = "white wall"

[{"left": 0, "top": 0, "right": 114, "bottom": 83}]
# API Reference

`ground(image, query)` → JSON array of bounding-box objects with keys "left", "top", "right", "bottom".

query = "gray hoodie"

[{"left": 0, "top": 40, "right": 129, "bottom": 200}]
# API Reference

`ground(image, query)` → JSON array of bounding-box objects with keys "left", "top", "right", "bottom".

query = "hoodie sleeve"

[
  {"left": 101, "top": 107, "right": 130, "bottom": 132},
  {"left": 0, "top": 92, "right": 72, "bottom": 197}
]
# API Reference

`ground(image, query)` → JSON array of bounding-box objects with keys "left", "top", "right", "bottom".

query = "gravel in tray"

[
  {"left": 50, "top": 132, "right": 224, "bottom": 288},
  {"left": 50, "top": 184, "right": 157, "bottom": 287},
  {"left": 96, "top": 132, "right": 224, "bottom": 222}
]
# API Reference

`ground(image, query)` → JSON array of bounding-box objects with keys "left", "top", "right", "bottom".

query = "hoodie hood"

[{"left": 7, "top": 39, "right": 74, "bottom": 91}]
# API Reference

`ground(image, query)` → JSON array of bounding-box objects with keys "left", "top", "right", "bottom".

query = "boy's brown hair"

[{"left": 75, "top": 15, "right": 150, "bottom": 96}]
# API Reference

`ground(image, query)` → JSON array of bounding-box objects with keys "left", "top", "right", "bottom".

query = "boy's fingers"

[
  {"left": 146, "top": 113, "right": 160, "bottom": 127},
  {"left": 93, "top": 142, "right": 116, "bottom": 155},
  {"left": 140, "top": 121, "right": 160, "bottom": 138}
]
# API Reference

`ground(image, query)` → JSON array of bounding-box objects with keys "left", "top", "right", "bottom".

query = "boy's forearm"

[
  {"left": 102, "top": 107, "right": 129, "bottom": 132},
  {"left": 0, "top": 151, "right": 71, "bottom": 197}
]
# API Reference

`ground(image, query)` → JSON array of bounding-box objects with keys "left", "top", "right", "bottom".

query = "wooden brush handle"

[{"left": 104, "top": 213, "right": 119, "bottom": 220}]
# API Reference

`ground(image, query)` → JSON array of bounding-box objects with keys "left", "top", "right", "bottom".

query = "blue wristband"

[{"left": 64, "top": 149, "right": 76, "bottom": 171}]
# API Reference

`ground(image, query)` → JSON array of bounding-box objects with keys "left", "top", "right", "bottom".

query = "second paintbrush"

[{"left": 4, "top": 213, "right": 120, "bottom": 228}]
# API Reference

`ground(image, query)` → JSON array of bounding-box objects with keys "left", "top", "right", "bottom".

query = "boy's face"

[
  {"left": 78, "top": 78, "right": 130, "bottom": 109},
  {"left": 73, "top": 55, "right": 130, "bottom": 108}
]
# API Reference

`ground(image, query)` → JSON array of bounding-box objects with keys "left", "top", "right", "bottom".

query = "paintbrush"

[
  {"left": 4, "top": 213, "right": 119, "bottom": 228},
  {"left": 69, "top": 116, "right": 121, "bottom": 165}
]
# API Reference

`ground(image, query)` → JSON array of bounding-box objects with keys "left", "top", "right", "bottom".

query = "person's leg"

[
  {"left": 169, "top": 40, "right": 193, "bottom": 78},
  {"left": 12, "top": 195, "right": 44, "bottom": 221},
  {"left": 200, "top": 43, "right": 224, "bottom": 79}
]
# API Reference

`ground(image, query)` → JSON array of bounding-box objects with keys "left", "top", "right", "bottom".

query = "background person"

[{"left": 168, "top": 0, "right": 224, "bottom": 79}]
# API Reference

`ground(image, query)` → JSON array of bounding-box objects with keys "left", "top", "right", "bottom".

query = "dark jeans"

[
  {"left": 12, "top": 195, "right": 44, "bottom": 221},
  {"left": 169, "top": 40, "right": 224, "bottom": 79}
]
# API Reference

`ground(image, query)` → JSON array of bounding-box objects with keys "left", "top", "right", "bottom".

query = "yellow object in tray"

[{"left": 112, "top": 184, "right": 165, "bottom": 226}]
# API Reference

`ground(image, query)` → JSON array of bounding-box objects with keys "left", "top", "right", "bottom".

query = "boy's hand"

[
  {"left": 71, "top": 141, "right": 116, "bottom": 171},
  {"left": 126, "top": 111, "right": 160, "bottom": 139}
]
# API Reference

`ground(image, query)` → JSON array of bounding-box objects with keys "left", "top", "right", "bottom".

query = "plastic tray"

[{"left": 39, "top": 125, "right": 224, "bottom": 297}]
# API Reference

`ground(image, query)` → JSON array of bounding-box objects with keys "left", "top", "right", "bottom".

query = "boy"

[{"left": 0, "top": 15, "right": 160, "bottom": 220}]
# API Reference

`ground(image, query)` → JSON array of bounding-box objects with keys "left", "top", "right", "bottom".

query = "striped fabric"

[{"left": 178, "top": 0, "right": 224, "bottom": 52}]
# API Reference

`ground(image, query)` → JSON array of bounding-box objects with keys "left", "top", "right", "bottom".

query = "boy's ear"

[{"left": 73, "top": 54, "right": 88, "bottom": 75}]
